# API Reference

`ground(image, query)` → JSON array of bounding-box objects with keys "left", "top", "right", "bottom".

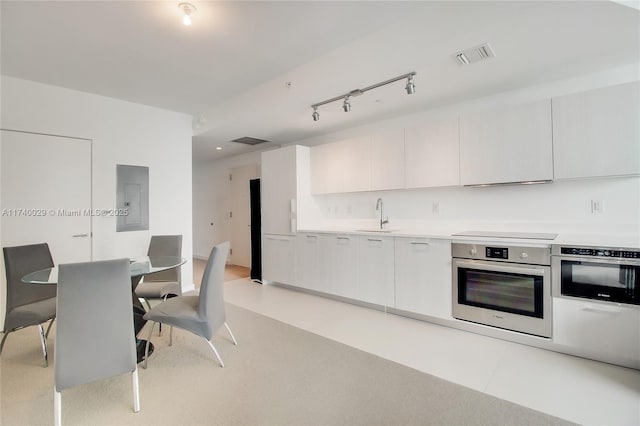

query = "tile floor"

[{"left": 222, "top": 277, "right": 640, "bottom": 426}]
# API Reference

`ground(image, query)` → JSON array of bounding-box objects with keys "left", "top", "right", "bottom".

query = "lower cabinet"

[
  {"left": 553, "top": 297, "right": 640, "bottom": 368},
  {"left": 294, "top": 233, "right": 325, "bottom": 291},
  {"left": 262, "top": 234, "right": 295, "bottom": 285},
  {"left": 357, "top": 236, "right": 395, "bottom": 306},
  {"left": 394, "top": 238, "right": 452, "bottom": 319},
  {"left": 322, "top": 234, "right": 358, "bottom": 298}
]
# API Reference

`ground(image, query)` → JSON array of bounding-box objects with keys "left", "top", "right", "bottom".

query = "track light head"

[
  {"left": 405, "top": 75, "right": 416, "bottom": 94},
  {"left": 342, "top": 96, "right": 351, "bottom": 112},
  {"left": 312, "top": 106, "right": 320, "bottom": 122}
]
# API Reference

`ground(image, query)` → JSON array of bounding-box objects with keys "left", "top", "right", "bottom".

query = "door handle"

[{"left": 72, "top": 233, "right": 89, "bottom": 238}]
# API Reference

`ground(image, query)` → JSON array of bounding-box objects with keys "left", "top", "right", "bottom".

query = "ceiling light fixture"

[
  {"left": 405, "top": 75, "right": 416, "bottom": 94},
  {"left": 310, "top": 71, "right": 416, "bottom": 122},
  {"left": 179, "top": 2, "right": 196, "bottom": 26},
  {"left": 342, "top": 96, "right": 351, "bottom": 112}
]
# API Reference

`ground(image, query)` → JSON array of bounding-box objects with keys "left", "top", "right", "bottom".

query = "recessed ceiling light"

[
  {"left": 179, "top": 2, "right": 196, "bottom": 26},
  {"left": 216, "top": 147, "right": 222, "bottom": 150}
]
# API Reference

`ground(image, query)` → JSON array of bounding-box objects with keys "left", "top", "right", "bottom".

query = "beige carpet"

[{"left": 1, "top": 304, "right": 572, "bottom": 426}]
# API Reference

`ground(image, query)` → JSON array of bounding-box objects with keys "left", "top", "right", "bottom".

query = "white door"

[
  {"left": 1, "top": 130, "right": 92, "bottom": 261},
  {"left": 1, "top": 130, "right": 92, "bottom": 328},
  {"left": 229, "top": 164, "right": 257, "bottom": 267}
]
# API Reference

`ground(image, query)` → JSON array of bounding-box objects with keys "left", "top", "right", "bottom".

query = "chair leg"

[
  {"left": 143, "top": 322, "right": 155, "bottom": 369},
  {"left": 143, "top": 299, "right": 152, "bottom": 311},
  {"left": 0, "top": 331, "right": 10, "bottom": 355},
  {"left": 132, "top": 368, "right": 140, "bottom": 413},
  {"left": 38, "top": 324, "right": 48, "bottom": 368},
  {"left": 205, "top": 339, "right": 224, "bottom": 368},
  {"left": 224, "top": 322, "right": 238, "bottom": 346},
  {"left": 169, "top": 326, "right": 173, "bottom": 346},
  {"left": 54, "top": 388, "right": 61, "bottom": 426},
  {"left": 45, "top": 318, "right": 56, "bottom": 338}
]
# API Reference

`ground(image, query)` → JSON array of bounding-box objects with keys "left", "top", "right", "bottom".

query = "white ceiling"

[{"left": 2, "top": 1, "right": 639, "bottom": 161}]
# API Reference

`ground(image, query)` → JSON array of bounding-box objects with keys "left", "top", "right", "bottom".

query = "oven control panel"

[
  {"left": 559, "top": 247, "right": 640, "bottom": 259},
  {"left": 486, "top": 247, "right": 508, "bottom": 259},
  {"left": 452, "top": 243, "right": 551, "bottom": 265}
]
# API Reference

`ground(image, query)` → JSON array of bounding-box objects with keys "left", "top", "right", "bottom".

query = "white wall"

[
  {"left": 0, "top": 76, "right": 194, "bottom": 301},
  {"left": 192, "top": 150, "right": 262, "bottom": 259}
]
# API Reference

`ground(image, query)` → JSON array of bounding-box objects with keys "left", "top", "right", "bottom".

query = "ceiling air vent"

[
  {"left": 230, "top": 137, "right": 270, "bottom": 146},
  {"left": 454, "top": 43, "right": 495, "bottom": 65}
]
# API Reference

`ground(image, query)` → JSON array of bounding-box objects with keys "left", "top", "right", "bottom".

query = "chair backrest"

[
  {"left": 3, "top": 243, "right": 56, "bottom": 318},
  {"left": 145, "top": 235, "right": 182, "bottom": 283},
  {"left": 54, "top": 258, "right": 136, "bottom": 392},
  {"left": 198, "top": 242, "right": 229, "bottom": 339}
]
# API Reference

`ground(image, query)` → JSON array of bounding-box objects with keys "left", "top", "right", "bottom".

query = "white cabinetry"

[
  {"left": 321, "top": 234, "right": 358, "bottom": 298},
  {"left": 261, "top": 145, "right": 310, "bottom": 285},
  {"left": 371, "top": 129, "right": 405, "bottom": 191},
  {"left": 356, "top": 236, "right": 395, "bottom": 306},
  {"left": 553, "top": 297, "right": 640, "bottom": 369},
  {"left": 405, "top": 117, "right": 460, "bottom": 188},
  {"left": 459, "top": 100, "right": 553, "bottom": 185},
  {"left": 552, "top": 81, "right": 640, "bottom": 179},
  {"left": 310, "top": 136, "right": 371, "bottom": 194},
  {"left": 262, "top": 235, "right": 294, "bottom": 285},
  {"left": 261, "top": 145, "right": 299, "bottom": 235},
  {"left": 295, "top": 233, "right": 324, "bottom": 291},
  {"left": 394, "top": 238, "right": 452, "bottom": 319}
]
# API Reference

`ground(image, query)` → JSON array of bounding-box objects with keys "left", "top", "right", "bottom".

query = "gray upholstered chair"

[
  {"left": 143, "top": 242, "right": 236, "bottom": 368},
  {"left": 135, "top": 235, "right": 183, "bottom": 310},
  {"left": 54, "top": 258, "right": 140, "bottom": 426},
  {"left": 1, "top": 243, "right": 56, "bottom": 367}
]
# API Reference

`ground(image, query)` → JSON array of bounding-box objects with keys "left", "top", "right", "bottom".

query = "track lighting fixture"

[
  {"left": 310, "top": 72, "right": 416, "bottom": 122},
  {"left": 405, "top": 75, "right": 416, "bottom": 94},
  {"left": 179, "top": 2, "right": 196, "bottom": 26},
  {"left": 342, "top": 96, "right": 351, "bottom": 112}
]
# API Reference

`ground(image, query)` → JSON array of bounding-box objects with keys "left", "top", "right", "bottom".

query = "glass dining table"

[{"left": 22, "top": 256, "right": 186, "bottom": 363}]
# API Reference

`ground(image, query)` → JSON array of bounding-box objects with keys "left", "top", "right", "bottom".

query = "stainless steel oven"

[
  {"left": 452, "top": 243, "right": 552, "bottom": 337},
  {"left": 551, "top": 245, "right": 640, "bottom": 305}
]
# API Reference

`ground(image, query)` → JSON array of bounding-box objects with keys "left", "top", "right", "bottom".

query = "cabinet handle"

[
  {"left": 582, "top": 304, "right": 623, "bottom": 315},
  {"left": 410, "top": 242, "right": 429, "bottom": 245},
  {"left": 368, "top": 238, "right": 382, "bottom": 242},
  {"left": 306, "top": 235, "right": 318, "bottom": 239},
  {"left": 337, "top": 236, "right": 350, "bottom": 240},
  {"left": 266, "top": 236, "right": 289, "bottom": 241}
]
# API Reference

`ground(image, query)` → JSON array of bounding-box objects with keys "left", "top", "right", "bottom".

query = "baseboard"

[{"left": 193, "top": 255, "right": 208, "bottom": 261}]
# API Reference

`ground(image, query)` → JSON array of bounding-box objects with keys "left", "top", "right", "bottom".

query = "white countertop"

[{"left": 297, "top": 224, "right": 640, "bottom": 248}]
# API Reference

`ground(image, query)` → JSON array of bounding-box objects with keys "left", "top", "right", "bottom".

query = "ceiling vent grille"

[
  {"left": 454, "top": 43, "right": 495, "bottom": 65},
  {"left": 230, "top": 137, "right": 270, "bottom": 146}
]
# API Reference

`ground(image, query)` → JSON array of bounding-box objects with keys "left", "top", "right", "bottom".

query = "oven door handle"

[{"left": 454, "top": 259, "right": 549, "bottom": 276}]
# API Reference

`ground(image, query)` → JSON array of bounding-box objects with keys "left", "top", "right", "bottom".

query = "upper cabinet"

[
  {"left": 552, "top": 81, "right": 640, "bottom": 180},
  {"left": 405, "top": 117, "right": 460, "bottom": 188},
  {"left": 310, "top": 136, "right": 371, "bottom": 194},
  {"left": 371, "top": 128, "right": 405, "bottom": 191},
  {"left": 459, "top": 100, "right": 553, "bottom": 186}
]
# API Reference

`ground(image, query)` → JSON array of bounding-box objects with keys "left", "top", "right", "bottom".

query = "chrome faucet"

[{"left": 376, "top": 198, "right": 389, "bottom": 230}]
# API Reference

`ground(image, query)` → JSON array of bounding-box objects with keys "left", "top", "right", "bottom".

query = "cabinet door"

[
  {"left": 321, "top": 234, "right": 358, "bottom": 297},
  {"left": 394, "top": 238, "right": 452, "bottom": 319},
  {"left": 405, "top": 117, "right": 460, "bottom": 188},
  {"left": 310, "top": 137, "right": 371, "bottom": 194},
  {"left": 295, "top": 233, "right": 323, "bottom": 290},
  {"left": 261, "top": 147, "right": 297, "bottom": 235},
  {"left": 459, "top": 100, "right": 553, "bottom": 185},
  {"left": 371, "top": 129, "right": 405, "bottom": 191},
  {"left": 262, "top": 234, "right": 294, "bottom": 285},
  {"left": 553, "top": 298, "right": 640, "bottom": 368},
  {"left": 552, "top": 82, "right": 640, "bottom": 179},
  {"left": 357, "top": 236, "right": 395, "bottom": 306}
]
